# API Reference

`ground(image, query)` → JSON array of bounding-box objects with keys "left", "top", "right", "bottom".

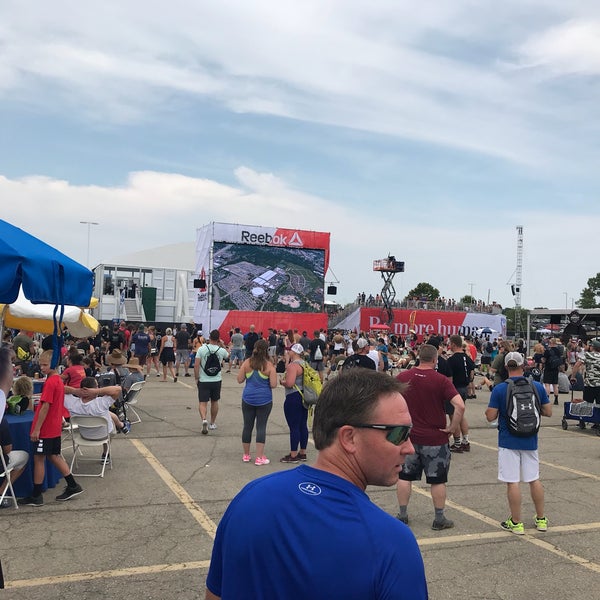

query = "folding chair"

[
  {"left": 69, "top": 415, "right": 112, "bottom": 477},
  {"left": 123, "top": 380, "right": 145, "bottom": 425},
  {"left": 0, "top": 451, "right": 18, "bottom": 509}
]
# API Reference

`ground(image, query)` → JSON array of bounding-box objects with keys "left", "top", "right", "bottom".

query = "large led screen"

[{"left": 211, "top": 242, "right": 325, "bottom": 312}]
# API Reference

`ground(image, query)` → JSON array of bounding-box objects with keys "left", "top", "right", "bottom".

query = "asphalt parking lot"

[{"left": 2, "top": 372, "right": 600, "bottom": 600}]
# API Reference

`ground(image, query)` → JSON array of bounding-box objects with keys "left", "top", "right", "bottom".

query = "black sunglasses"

[{"left": 352, "top": 424, "right": 412, "bottom": 445}]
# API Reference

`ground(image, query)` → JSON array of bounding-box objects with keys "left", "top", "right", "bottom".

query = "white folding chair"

[
  {"left": 69, "top": 415, "right": 112, "bottom": 477},
  {"left": 0, "top": 451, "right": 18, "bottom": 509},
  {"left": 123, "top": 380, "right": 145, "bottom": 424}
]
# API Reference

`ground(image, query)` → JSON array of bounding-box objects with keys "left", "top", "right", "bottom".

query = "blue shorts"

[{"left": 230, "top": 348, "right": 244, "bottom": 363}]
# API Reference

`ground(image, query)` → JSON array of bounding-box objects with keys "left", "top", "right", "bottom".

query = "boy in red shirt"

[{"left": 18, "top": 350, "right": 83, "bottom": 506}]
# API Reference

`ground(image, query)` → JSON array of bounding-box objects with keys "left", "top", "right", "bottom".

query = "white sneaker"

[
  {"left": 209, "top": 423, "right": 217, "bottom": 430},
  {"left": 202, "top": 420, "right": 208, "bottom": 435}
]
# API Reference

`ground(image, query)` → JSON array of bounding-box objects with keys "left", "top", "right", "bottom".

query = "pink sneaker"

[
  {"left": 255, "top": 456, "right": 270, "bottom": 466},
  {"left": 242, "top": 454, "right": 251, "bottom": 463}
]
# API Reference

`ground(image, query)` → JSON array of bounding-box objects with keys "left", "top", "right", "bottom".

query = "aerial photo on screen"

[{"left": 211, "top": 242, "right": 325, "bottom": 312}]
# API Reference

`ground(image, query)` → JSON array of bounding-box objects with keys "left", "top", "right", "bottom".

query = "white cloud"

[
  {"left": 1, "top": 168, "right": 596, "bottom": 310},
  {"left": 1, "top": 1, "right": 596, "bottom": 165},
  {"left": 517, "top": 19, "right": 600, "bottom": 76}
]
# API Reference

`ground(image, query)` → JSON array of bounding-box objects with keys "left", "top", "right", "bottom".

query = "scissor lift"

[{"left": 373, "top": 256, "right": 404, "bottom": 325}]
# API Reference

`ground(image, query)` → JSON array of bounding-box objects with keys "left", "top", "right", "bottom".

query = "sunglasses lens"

[{"left": 387, "top": 426, "right": 410, "bottom": 445}]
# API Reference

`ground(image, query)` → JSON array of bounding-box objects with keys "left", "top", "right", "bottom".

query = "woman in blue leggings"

[{"left": 279, "top": 344, "right": 309, "bottom": 463}]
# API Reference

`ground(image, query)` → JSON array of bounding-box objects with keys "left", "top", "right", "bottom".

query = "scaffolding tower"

[{"left": 373, "top": 256, "right": 404, "bottom": 325}]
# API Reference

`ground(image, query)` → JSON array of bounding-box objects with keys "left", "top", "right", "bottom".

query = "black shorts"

[
  {"left": 32, "top": 436, "right": 62, "bottom": 456},
  {"left": 446, "top": 386, "right": 467, "bottom": 415},
  {"left": 583, "top": 386, "right": 600, "bottom": 404},
  {"left": 481, "top": 356, "right": 491, "bottom": 365},
  {"left": 197, "top": 380, "right": 222, "bottom": 402},
  {"left": 542, "top": 369, "right": 558, "bottom": 385}
]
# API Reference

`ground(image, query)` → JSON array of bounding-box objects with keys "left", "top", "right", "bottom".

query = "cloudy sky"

[{"left": 1, "top": 1, "right": 599, "bottom": 310}]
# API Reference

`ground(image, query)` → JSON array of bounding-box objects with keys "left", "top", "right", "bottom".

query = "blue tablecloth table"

[{"left": 5, "top": 411, "right": 63, "bottom": 497}]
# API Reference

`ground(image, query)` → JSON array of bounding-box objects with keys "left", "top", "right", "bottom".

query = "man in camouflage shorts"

[{"left": 396, "top": 344, "right": 465, "bottom": 530}]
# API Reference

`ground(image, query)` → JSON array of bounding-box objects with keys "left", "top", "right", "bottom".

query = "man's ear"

[{"left": 337, "top": 425, "right": 358, "bottom": 454}]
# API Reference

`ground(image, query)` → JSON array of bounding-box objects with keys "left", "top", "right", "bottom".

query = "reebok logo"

[
  {"left": 240, "top": 230, "right": 304, "bottom": 247},
  {"left": 288, "top": 231, "right": 303, "bottom": 246}
]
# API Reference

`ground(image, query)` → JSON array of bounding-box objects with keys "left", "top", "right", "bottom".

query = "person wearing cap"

[
  {"left": 279, "top": 343, "right": 310, "bottom": 463},
  {"left": 570, "top": 339, "right": 600, "bottom": 424},
  {"left": 341, "top": 337, "right": 376, "bottom": 371},
  {"left": 486, "top": 352, "right": 552, "bottom": 535}
]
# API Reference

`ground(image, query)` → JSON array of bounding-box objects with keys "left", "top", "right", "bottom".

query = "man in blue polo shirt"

[
  {"left": 205, "top": 370, "right": 428, "bottom": 600},
  {"left": 486, "top": 352, "right": 552, "bottom": 535}
]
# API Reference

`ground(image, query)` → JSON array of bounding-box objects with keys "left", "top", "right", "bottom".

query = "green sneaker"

[
  {"left": 501, "top": 517, "right": 524, "bottom": 535},
  {"left": 534, "top": 516, "right": 548, "bottom": 532}
]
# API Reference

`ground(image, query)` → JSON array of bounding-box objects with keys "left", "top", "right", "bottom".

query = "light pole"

[
  {"left": 80, "top": 221, "right": 99, "bottom": 268},
  {"left": 563, "top": 291, "right": 568, "bottom": 310},
  {"left": 468, "top": 283, "right": 474, "bottom": 300}
]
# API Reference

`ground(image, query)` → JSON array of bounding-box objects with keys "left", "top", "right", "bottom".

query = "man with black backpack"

[
  {"left": 194, "top": 329, "right": 229, "bottom": 435},
  {"left": 486, "top": 352, "right": 552, "bottom": 535}
]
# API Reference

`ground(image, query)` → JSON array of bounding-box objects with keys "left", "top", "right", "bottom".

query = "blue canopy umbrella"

[
  {"left": 476, "top": 327, "right": 498, "bottom": 336},
  {"left": 0, "top": 219, "right": 93, "bottom": 306},
  {"left": 0, "top": 219, "right": 94, "bottom": 370}
]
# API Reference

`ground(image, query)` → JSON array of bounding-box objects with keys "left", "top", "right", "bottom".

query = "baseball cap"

[
  {"left": 356, "top": 338, "right": 369, "bottom": 349},
  {"left": 290, "top": 343, "right": 305, "bottom": 355},
  {"left": 504, "top": 352, "right": 524, "bottom": 367},
  {"left": 591, "top": 339, "right": 600, "bottom": 349}
]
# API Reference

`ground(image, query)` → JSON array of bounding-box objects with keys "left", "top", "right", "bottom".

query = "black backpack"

[
  {"left": 547, "top": 349, "right": 562, "bottom": 369},
  {"left": 202, "top": 347, "right": 222, "bottom": 377},
  {"left": 505, "top": 377, "right": 542, "bottom": 437}
]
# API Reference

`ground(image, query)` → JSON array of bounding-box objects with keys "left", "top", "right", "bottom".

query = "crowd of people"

[
  {"left": 4, "top": 319, "right": 599, "bottom": 597},
  {"left": 355, "top": 291, "right": 503, "bottom": 313}
]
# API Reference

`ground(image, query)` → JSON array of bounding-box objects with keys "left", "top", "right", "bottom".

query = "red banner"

[
  {"left": 360, "top": 308, "right": 505, "bottom": 339},
  {"left": 214, "top": 310, "right": 328, "bottom": 338}
]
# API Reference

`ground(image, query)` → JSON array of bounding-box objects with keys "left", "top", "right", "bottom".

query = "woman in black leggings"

[{"left": 237, "top": 340, "right": 277, "bottom": 466}]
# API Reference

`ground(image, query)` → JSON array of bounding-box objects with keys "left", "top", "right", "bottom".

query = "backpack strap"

[{"left": 293, "top": 360, "right": 306, "bottom": 397}]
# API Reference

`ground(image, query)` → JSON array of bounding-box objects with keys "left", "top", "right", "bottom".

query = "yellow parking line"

[
  {"left": 418, "top": 531, "right": 508, "bottom": 546},
  {"left": 130, "top": 438, "right": 217, "bottom": 539},
  {"left": 411, "top": 487, "right": 600, "bottom": 573},
  {"left": 5, "top": 561, "right": 210, "bottom": 589}
]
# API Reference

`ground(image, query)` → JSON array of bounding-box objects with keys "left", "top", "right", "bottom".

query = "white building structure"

[{"left": 91, "top": 242, "right": 197, "bottom": 325}]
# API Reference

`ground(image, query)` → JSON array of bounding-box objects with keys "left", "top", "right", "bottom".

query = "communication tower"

[
  {"left": 373, "top": 256, "right": 404, "bottom": 325},
  {"left": 514, "top": 226, "right": 523, "bottom": 338}
]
